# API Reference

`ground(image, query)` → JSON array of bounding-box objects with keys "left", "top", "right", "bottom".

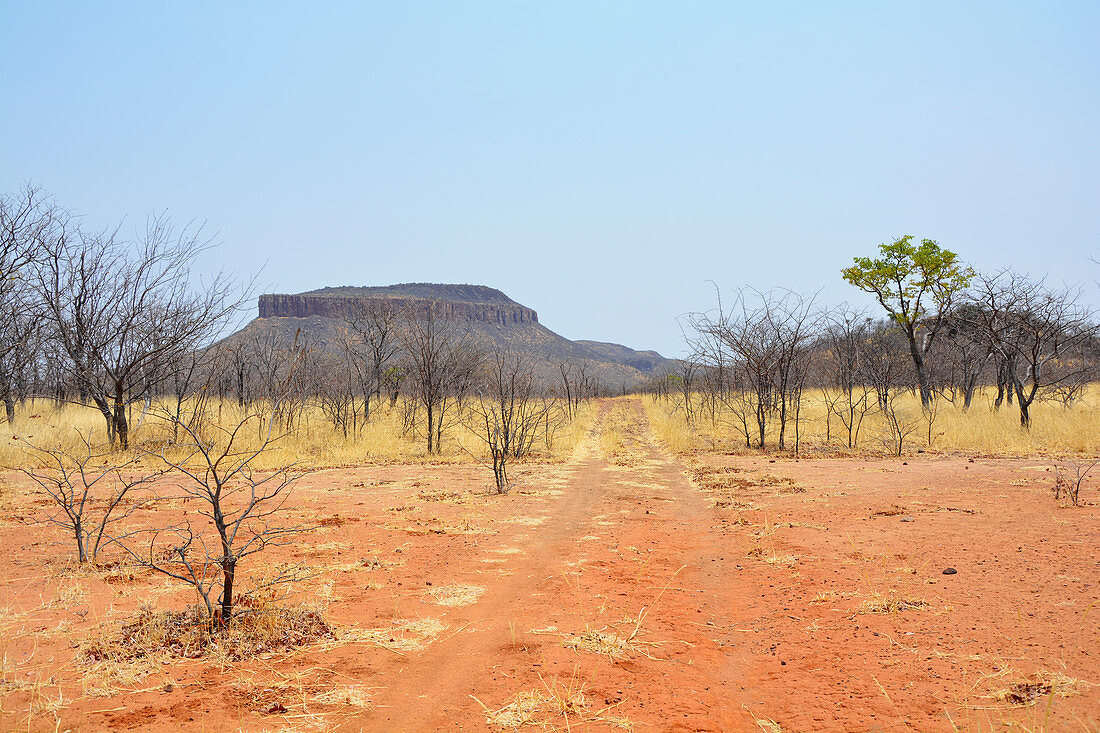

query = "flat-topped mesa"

[{"left": 258, "top": 293, "right": 539, "bottom": 326}]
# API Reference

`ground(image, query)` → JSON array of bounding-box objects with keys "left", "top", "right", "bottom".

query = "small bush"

[{"left": 1052, "top": 460, "right": 1097, "bottom": 506}]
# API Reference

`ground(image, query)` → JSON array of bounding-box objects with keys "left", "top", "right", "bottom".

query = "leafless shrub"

[
  {"left": 20, "top": 433, "right": 162, "bottom": 563},
  {"left": 1052, "top": 460, "right": 1097, "bottom": 506},
  {"left": 339, "top": 300, "right": 402, "bottom": 424},
  {"left": 879, "top": 389, "right": 922, "bottom": 457},
  {"left": 467, "top": 351, "right": 560, "bottom": 494},
  {"left": 555, "top": 359, "right": 596, "bottom": 420},
  {"left": 116, "top": 410, "right": 309, "bottom": 625}
]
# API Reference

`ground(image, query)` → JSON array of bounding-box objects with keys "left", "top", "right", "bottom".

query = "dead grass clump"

[
  {"left": 991, "top": 671, "right": 1083, "bottom": 706},
  {"left": 417, "top": 489, "right": 462, "bottom": 502},
  {"left": 859, "top": 595, "right": 928, "bottom": 614},
  {"left": 809, "top": 590, "right": 854, "bottom": 605},
  {"left": 428, "top": 584, "right": 486, "bottom": 607},
  {"left": 81, "top": 603, "right": 333, "bottom": 663},
  {"left": 693, "top": 468, "right": 804, "bottom": 496},
  {"left": 560, "top": 627, "right": 634, "bottom": 661},
  {"left": 760, "top": 476, "right": 805, "bottom": 494},
  {"left": 871, "top": 504, "right": 909, "bottom": 517},
  {"left": 312, "top": 684, "right": 374, "bottom": 709},
  {"left": 713, "top": 497, "right": 756, "bottom": 510},
  {"left": 335, "top": 617, "right": 446, "bottom": 653},
  {"left": 228, "top": 677, "right": 374, "bottom": 720},
  {"left": 360, "top": 556, "right": 403, "bottom": 570},
  {"left": 476, "top": 676, "right": 631, "bottom": 731}
]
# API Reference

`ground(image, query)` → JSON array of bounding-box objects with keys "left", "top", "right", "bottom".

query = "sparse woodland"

[
  {"left": 645, "top": 238, "right": 1100, "bottom": 457},
  {"left": 2, "top": 187, "right": 1099, "bottom": 731},
  {"left": 0, "top": 185, "right": 597, "bottom": 647}
]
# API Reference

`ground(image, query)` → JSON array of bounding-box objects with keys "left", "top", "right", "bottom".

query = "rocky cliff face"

[{"left": 258, "top": 293, "right": 538, "bottom": 325}]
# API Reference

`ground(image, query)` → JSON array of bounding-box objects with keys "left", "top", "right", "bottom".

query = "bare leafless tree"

[
  {"left": 862, "top": 322, "right": 910, "bottom": 411},
  {"left": 467, "top": 351, "right": 559, "bottom": 493},
  {"left": 819, "top": 309, "right": 877, "bottom": 449},
  {"left": 340, "top": 300, "right": 402, "bottom": 424},
  {"left": 34, "top": 214, "right": 243, "bottom": 448},
  {"left": 967, "top": 270, "right": 1097, "bottom": 428},
  {"left": 118, "top": 409, "right": 307, "bottom": 624},
  {"left": 931, "top": 305, "right": 992, "bottom": 408},
  {"left": 687, "top": 288, "right": 820, "bottom": 451},
  {"left": 0, "top": 185, "right": 61, "bottom": 423},
  {"left": 555, "top": 359, "right": 594, "bottom": 420},
  {"left": 314, "top": 353, "right": 359, "bottom": 437},
  {"left": 400, "top": 303, "right": 482, "bottom": 454},
  {"left": 674, "top": 359, "right": 698, "bottom": 426},
  {"left": 20, "top": 433, "right": 161, "bottom": 563}
]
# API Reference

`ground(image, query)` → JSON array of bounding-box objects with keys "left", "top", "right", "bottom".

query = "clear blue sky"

[{"left": 2, "top": 2, "right": 1098, "bottom": 357}]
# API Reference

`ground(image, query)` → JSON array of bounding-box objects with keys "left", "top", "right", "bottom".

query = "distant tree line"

[{"left": 644, "top": 237, "right": 1098, "bottom": 452}]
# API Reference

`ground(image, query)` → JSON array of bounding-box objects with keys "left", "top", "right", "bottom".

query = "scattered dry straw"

[
  {"left": 429, "top": 584, "right": 486, "bottom": 607},
  {"left": 474, "top": 675, "right": 632, "bottom": 730},
  {"left": 333, "top": 617, "right": 446, "bottom": 654},
  {"left": 859, "top": 595, "right": 928, "bottom": 614},
  {"left": 990, "top": 671, "right": 1084, "bottom": 706},
  {"left": 81, "top": 603, "right": 333, "bottom": 664}
]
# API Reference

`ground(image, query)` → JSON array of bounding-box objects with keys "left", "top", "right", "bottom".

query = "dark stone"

[
  {"left": 942, "top": 567, "right": 958, "bottom": 575},
  {"left": 258, "top": 293, "right": 539, "bottom": 325}
]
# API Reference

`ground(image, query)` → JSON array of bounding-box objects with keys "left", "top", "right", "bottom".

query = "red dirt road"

[{"left": 1, "top": 398, "right": 1097, "bottom": 731}]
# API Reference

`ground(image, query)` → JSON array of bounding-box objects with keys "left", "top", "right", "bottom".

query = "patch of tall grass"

[
  {"left": 0, "top": 396, "right": 598, "bottom": 470},
  {"left": 643, "top": 385, "right": 1100, "bottom": 457}
]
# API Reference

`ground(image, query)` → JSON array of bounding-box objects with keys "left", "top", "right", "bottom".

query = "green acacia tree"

[{"left": 842, "top": 236, "right": 973, "bottom": 408}]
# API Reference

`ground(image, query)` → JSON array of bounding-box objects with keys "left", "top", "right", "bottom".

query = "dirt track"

[
  {"left": 1, "top": 398, "right": 1097, "bottom": 731},
  {"left": 353, "top": 398, "right": 752, "bottom": 731}
]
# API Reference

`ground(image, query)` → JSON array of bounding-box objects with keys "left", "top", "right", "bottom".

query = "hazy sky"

[{"left": 2, "top": 2, "right": 1098, "bottom": 357}]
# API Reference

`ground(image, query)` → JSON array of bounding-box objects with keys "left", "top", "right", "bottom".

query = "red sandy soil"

[{"left": 0, "top": 398, "right": 1097, "bottom": 732}]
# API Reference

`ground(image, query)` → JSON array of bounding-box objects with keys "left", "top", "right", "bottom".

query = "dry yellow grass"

[
  {"left": 644, "top": 385, "right": 1100, "bottom": 457},
  {"left": 0, "top": 396, "right": 598, "bottom": 470}
]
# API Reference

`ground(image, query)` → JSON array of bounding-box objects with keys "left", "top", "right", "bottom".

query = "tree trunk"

[
  {"left": 425, "top": 401, "right": 434, "bottom": 454},
  {"left": 236, "top": 368, "right": 246, "bottom": 408},
  {"left": 220, "top": 557, "right": 236, "bottom": 625},
  {"left": 1015, "top": 381, "right": 1032, "bottom": 430},
  {"left": 92, "top": 396, "right": 115, "bottom": 445},
  {"left": 75, "top": 521, "right": 87, "bottom": 563},
  {"left": 777, "top": 394, "right": 787, "bottom": 450},
  {"left": 3, "top": 395, "right": 14, "bottom": 424},
  {"left": 113, "top": 392, "right": 129, "bottom": 450},
  {"left": 906, "top": 336, "right": 932, "bottom": 409}
]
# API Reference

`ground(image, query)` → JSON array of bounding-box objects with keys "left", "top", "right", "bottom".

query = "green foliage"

[{"left": 842, "top": 235, "right": 973, "bottom": 327}]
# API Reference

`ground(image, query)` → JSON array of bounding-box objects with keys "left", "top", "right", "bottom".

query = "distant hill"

[
  {"left": 227, "top": 283, "right": 676, "bottom": 389},
  {"left": 304, "top": 283, "right": 519, "bottom": 304}
]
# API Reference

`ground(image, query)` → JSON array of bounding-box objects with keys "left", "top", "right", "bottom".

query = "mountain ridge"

[{"left": 239, "top": 283, "right": 675, "bottom": 388}]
